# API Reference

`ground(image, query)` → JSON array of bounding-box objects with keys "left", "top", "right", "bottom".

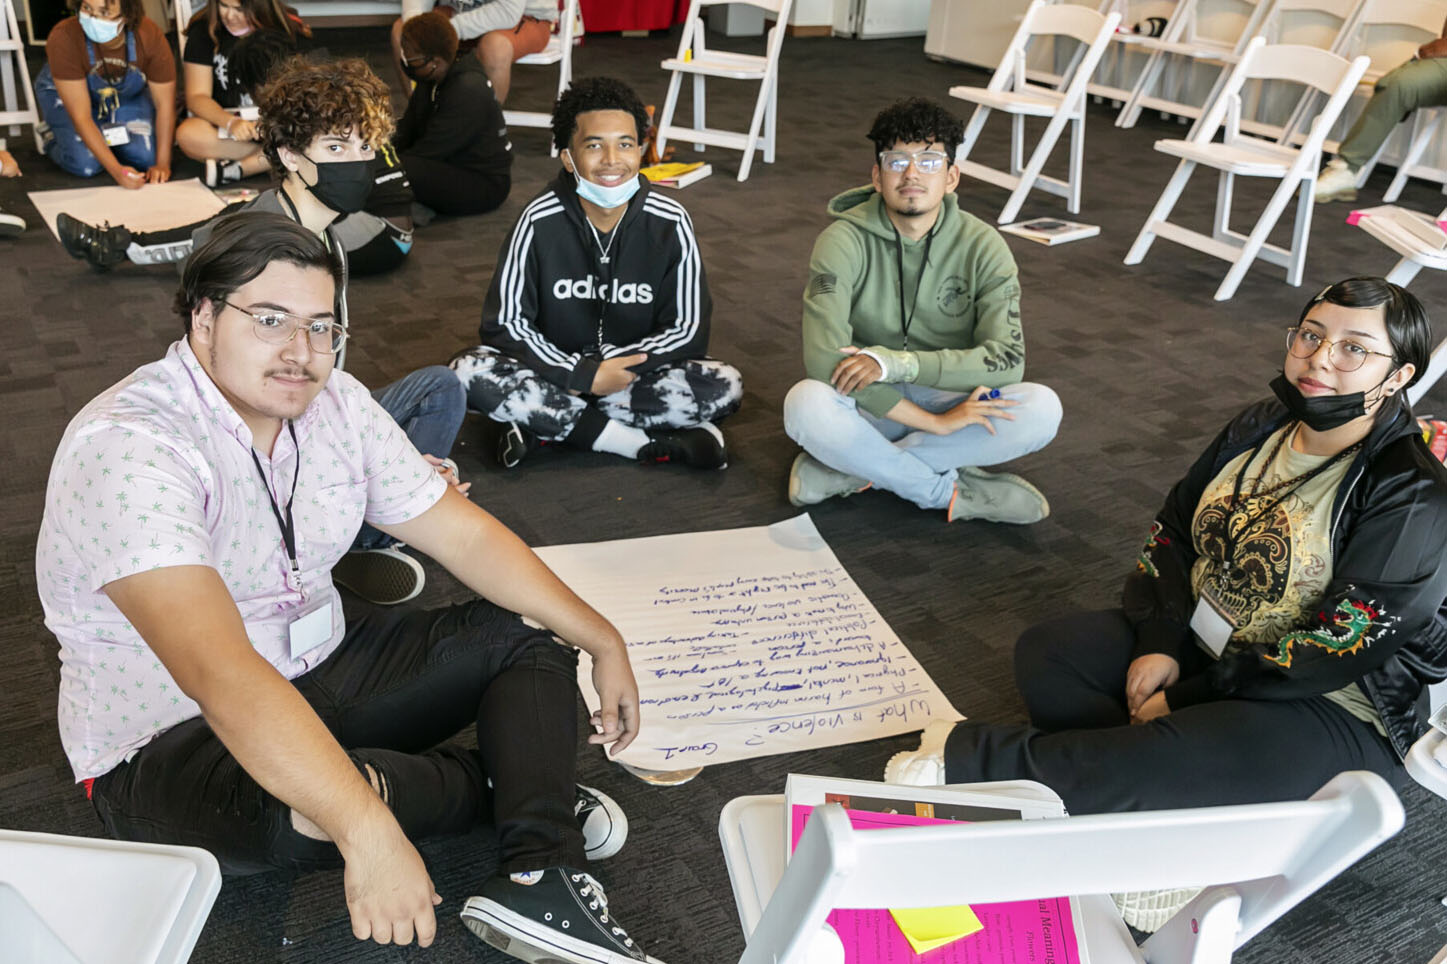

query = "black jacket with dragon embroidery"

[{"left": 1124, "top": 397, "right": 1447, "bottom": 758}]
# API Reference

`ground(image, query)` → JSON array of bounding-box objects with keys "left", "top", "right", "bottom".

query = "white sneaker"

[
  {"left": 1314, "top": 157, "right": 1358, "bottom": 203},
  {"left": 883, "top": 719, "right": 958, "bottom": 786}
]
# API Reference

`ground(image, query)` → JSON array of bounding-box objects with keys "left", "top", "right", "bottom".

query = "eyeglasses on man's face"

[
  {"left": 222, "top": 301, "right": 347, "bottom": 354},
  {"left": 1285, "top": 325, "right": 1395, "bottom": 373},
  {"left": 878, "top": 149, "right": 951, "bottom": 175}
]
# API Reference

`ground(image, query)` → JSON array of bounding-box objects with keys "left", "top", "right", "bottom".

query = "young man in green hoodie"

[{"left": 783, "top": 98, "right": 1061, "bottom": 523}]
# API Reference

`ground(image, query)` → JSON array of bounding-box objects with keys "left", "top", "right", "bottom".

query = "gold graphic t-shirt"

[{"left": 1189, "top": 425, "right": 1383, "bottom": 734}]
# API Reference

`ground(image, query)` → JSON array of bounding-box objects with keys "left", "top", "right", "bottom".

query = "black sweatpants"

[
  {"left": 88, "top": 598, "right": 587, "bottom": 877},
  {"left": 403, "top": 152, "right": 510, "bottom": 217},
  {"left": 943, "top": 609, "right": 1405, "bottom": 814}
]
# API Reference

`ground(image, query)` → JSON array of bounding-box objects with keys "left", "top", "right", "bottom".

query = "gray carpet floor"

[{"left": 2, "top": 23, "right": 1446, "bottom": 964}]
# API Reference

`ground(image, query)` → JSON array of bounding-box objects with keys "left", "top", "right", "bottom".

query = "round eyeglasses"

[
  {"left": 223, "top": 301, "right": 347, "bottom": 354},
  {"left": 878, "top": 149, "right": 950, "bottom": 175},
  {"left": 1285, "top": 326, "right": 1395, "bottom": 373}
]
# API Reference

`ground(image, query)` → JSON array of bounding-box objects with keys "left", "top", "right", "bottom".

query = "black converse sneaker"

[
  {"left": 56, "top": 212, "right": 132, "bottom": 271},
  {"left": 637, "top": 423, "right": 727, "bottom": 469},
  {"left": 576, "top": 785, "right": 627, "bottom": 861},
  {"left": 331, "top": 545, "right": 425, "bottom": 605},
  {"left": 461, "top": 868, "right": 662, "bottom": 964}
]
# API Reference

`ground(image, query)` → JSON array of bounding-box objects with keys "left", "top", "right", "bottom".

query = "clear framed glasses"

[
  {"left": 1285, "top": 326, "right": 1394, "bottom": 372},
  {"left": 878, "top": 149, "right": 951, "bottom": 175},
  {"left": 223, "top": 301, "right": 347, "bottom": 354}
]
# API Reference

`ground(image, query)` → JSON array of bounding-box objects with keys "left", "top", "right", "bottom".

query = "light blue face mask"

[
  {"left": 79, "top": 11, "right": 123, "bottom": 44},
  {"left": 566, "top": 153, "right": 640, "bottom": 209}
]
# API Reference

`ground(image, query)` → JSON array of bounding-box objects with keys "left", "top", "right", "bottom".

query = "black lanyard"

[
  {"left": 1216, "top": 425, "right": 1360, "bottom": 578},
  {"left": 892, "top": 222, "right": 936, "bottom": 351},
  {"left": 250, "top": 421, "right": 302, "bottom": 592}
]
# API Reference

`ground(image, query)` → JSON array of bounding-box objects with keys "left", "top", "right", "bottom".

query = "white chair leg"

[
  {"left": 692, "top": 74, "right": 706, "bottom": 153},
  {"left": 1010, "top": 113, "right": 1024, "bottom": 176},
  {"left": 1067, "top": 112, "right": 1083, "bottom": 214},
  {"left": 1386, "top": 256, "right": 1424, "bottom": 286},
  {"left": 1117, "top": 48, "right": 1168, "bottom": 129},
  {"left": 1215, "top": 174, "right": 1305, "bottom": 301},
  {"left": 655, "top": 70, "right": 683, "bottom": 161},
  {"left": 737, "top": 71, "right": 771, "bottom": 183},
  {"left": 1385, "top": 112, "right": 1442, "bottom": 203},
  {"left": 762, "top": 71, "right": 777, "bottom": 164},
  {"left": 1286, "top": 179, "right": 1314, "bottom": 287},
  {"left": 1125, "top": 159, "right": 1196, "bottom": 265},
  {"left": 957, "top": 105, "right": 991, "bottom": 162},
  {"left": 999, "top": 104, "right": 1075, "bottom": 224},
  {"left": 1213, "top": 170, "right": 1232, "bottom": 239}
]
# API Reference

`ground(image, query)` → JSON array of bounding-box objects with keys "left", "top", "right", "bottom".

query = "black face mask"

[
  {"left": 304, "top": 157, "right": 375, "bottom": 215},
  {"left": 401, "top": 58, "right": 428, "bottom": 83},
  {"left": 1269, "top": 372, "right": 1390, "bottom": 432}
]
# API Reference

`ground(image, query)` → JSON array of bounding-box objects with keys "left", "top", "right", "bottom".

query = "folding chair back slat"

[
  {"left": 1028, "top": 1, "right": 1118, "bottom": 42},
  {"left": 728, "top": 773, "right": 1403, "bottom": 964}
]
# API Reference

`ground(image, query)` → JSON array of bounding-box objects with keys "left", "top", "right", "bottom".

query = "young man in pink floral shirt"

[{"left": 36, "top": 211, "right": 666, "bottom": 964}]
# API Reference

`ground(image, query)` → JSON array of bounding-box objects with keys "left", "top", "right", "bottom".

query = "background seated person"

[
  {"left": 176, "top": 0, "right": 310, "bottom": 186},
  {"left": 450, "top": 77, "right": 743, "bottom": 471},
  {"left": 56, "top": 51, "right": 413, "bottom": 279},
  {"left": 888, "top": 279, "right": 1447, "bottom": 823},
  {"left": 35, "top": 0, "right": 174, "bottom": 186},
  {"left": 389, "top": 0, "right": 556, "bottom": 103},
  {"left": 37, "top": 211, "right": 664, "bottom": 963},
  {"left": 784, "top": 98, "right": 1061, "bottom": 524},
  {"left": 396, "top": 12, "right": 512, "bottom": 218},
  {"left": 1316, "top": 15, "right": 1447, "bottom": 201}
]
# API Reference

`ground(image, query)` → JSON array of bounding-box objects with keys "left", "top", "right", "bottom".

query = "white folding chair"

[
  {"left": 0, "top": 0, "right": 39, "bottom": 141},
  {"left": 502, "top": 0, "right": 581, "bottom": 158},
  {"left": 721, "top": 771, "right": 1403, "bottom": 964},
  {"left": 0, "top": 829, "right": 221, "bottom": 964},
  {"left": 174, "top": 0, "right": 194, "bottom": 57},
  {"left": 654, "top": 0, "right": 792, "bottom": 183},
  {"left": 1114, "top": 0, "right": 1279, "bottom": 131},
  {"left": 951, "top": 0, "right": 1121, "bottom": 224},
  {"left": 1125, "top": 38, "right": 1370, "bottom": 301}
]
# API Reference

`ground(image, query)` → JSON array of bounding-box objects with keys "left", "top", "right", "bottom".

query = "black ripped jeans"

[{"left": 88, "top": 598, "right": 587, "bottom": 877}]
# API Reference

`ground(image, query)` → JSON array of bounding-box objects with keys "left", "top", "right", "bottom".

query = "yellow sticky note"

[{"left": 888, "top": 905, "right": 984, "bottom": 955}]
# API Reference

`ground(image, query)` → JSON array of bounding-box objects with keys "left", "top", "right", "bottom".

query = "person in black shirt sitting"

[
  {"left": 176, "top": 0, "right": 309, "bottom": 185},
  {"left": 396, "top": 12, "right": 511, "bottom": 217}
]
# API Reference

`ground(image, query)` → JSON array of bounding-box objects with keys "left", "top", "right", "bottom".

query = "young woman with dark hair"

[
  {"left": 176, "top": 0, "right": 310, "bottom": 185},
  {"left": 889, "top": 277, "right": 1447, "bottom": 818},
  {"left": 35, "top": 0, "right": 175, "bottom": 185}
]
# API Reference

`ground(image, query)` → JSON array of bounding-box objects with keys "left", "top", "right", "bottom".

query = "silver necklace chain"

[{"left": 586, "top": 218, "right": 617, "bottom": 264}]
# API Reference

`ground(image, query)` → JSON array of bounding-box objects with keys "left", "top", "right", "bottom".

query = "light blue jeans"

[{"left": 782, "top": 378, "right": 1063, "bottom": 510}]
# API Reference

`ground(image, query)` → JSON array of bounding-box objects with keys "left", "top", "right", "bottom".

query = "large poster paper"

[{"left": 534, "top": 514, "right": 963, "bottom": 771}]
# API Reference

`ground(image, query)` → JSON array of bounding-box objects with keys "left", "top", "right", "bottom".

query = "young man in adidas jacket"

[
  {"left": 452, "top": 77, "right": 742, "bottom": 470},
  {"left": 783, "top": 98, "right": 1062, "bottom": 523}
]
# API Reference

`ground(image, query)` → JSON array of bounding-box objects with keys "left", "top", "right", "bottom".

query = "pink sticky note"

[{"left": 789, "top": 805, "right": 1083, "bottom": 964}]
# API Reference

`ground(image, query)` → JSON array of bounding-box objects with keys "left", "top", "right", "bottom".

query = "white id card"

[
  {"left": 288, "top": 597, "right": 335, "bottom": 660},
  {"left": 102, "top": 124, "right": 130, "bottom": 146},
  {"left": 1190, "top": 593, "right": 1235, "bottom": 659}
]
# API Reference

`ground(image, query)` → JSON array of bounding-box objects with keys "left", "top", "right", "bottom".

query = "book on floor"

[
  {"left": 640, "top": 162, "right": 712, "bottom": 189},
  {"left": 1000, "top": 217, "right": 1100, "bottom": 245},
  {"left": 783, "top": 774, "right": 1088, "bottom": 963}
]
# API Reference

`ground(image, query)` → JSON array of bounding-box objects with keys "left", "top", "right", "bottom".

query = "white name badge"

[
  {"left": 1190, "top": 593, "right": 1236, "bottom": 659},
  {"left": 288, "top": 597, "right": 335, "bottom": 660},
  {"left": 102, "top": 124, "right": 130, "bottom": 146}
]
